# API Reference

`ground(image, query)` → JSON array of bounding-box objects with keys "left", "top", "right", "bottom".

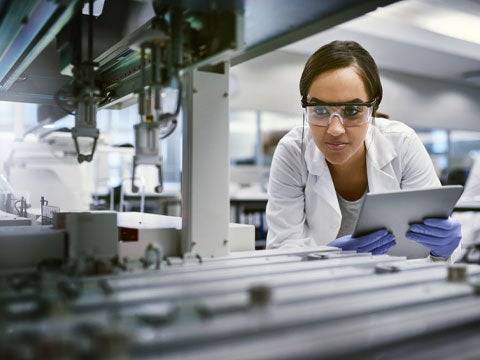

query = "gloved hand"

[
  {"left": 327, "top": 229, "right": 396, "bottom": 255},
  {"left": 406, "top": 217, "right": 461, "bottom": 258}
]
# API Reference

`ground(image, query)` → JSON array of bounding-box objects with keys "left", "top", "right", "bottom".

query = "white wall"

[
  {"left": 230, "top": 50, "right": 480, "bottom": 132},
  {"left": 380, "top": 70, "right": 480, "bottom": 131},
  {"left": 230, "top": 51, "right": 303, "bottom": 117}
]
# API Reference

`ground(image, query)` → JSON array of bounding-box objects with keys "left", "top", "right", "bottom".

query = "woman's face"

[{"left": 307, "top": 66, "right": 370, "bottom": 167}]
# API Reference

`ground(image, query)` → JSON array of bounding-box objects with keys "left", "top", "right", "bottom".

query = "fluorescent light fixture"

[
  {"left": 418, "top": 8, "right": 480, "bottom": 45},
  {"left": 369, "top": 1, "right": 480, "bottom": 45}
]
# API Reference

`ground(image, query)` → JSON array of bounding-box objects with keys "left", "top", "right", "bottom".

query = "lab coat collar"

[
  {"left": 365, "top": 120, "right": 397, "bottom": 169},
  {"left": 303, "top": 129, "right": 341, "bottom": 217},
  {"left": 365, "top": 120, "right": 401, "bottom": 192},
  {"left": 304, "top": 129, "right": 328, "bottom": 178}
]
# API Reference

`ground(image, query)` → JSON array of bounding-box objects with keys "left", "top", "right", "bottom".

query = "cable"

[
  {"left": 54, "top": 82, "right": 76, "bottom": 116},
  {"left": 13, "top": 200, "right": 21, "bottom": 216},
  {"left": 159, "top": 74, "right": 182, "bottom": 139}
]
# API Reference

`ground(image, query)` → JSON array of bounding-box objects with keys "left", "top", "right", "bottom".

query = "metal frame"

[{"left": 181, "top": 64, "right": 230, "bottom": 257}]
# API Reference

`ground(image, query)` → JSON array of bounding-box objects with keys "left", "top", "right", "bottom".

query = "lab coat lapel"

[
  {"left": 365, "top": 123, "right": 401, "bottom": 192},
  {"left": 304, "top": 136, "right": 341, "bottom": 218}
]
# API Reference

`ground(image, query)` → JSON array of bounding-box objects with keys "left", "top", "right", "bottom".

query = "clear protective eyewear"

[{"left": 302, "top": 98, "right": 376, "bottom": 127}]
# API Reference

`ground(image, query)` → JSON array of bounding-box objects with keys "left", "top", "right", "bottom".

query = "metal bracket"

[
  {"left": 132, "top": 122, "right": 163, "bottom": 193},
  {"left": 71, "top": 126, "right": 99, "bottom": 163}
]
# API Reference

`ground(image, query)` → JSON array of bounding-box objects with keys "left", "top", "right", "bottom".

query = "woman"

[{"left": 266, "top": 40, "right": 461, "bottom": 261}]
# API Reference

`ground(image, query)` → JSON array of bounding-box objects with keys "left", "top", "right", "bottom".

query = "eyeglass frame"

[{"left": 301, "top": 97, "right": 377, "bottom": 127}]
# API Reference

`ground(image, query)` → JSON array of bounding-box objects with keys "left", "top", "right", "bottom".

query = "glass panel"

[{"left": 230, "top": 109, "right": 258, "bottom": 165}]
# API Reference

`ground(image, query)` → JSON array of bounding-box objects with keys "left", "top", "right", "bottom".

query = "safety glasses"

[{"left": 302, "top": 98, "right": 376, "bottom": 127}]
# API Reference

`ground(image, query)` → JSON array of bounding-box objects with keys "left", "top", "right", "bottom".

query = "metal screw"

[
  {"left": 249, "top": 285, "right": 271, "bottom": 306},
  {"left": 447, "top": 263, "right": 467, "bottom": 282}
]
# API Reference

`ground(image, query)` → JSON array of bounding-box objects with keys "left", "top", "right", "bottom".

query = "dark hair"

[{"left": 299, "top": 40, "right": 382, "bottom": 115}]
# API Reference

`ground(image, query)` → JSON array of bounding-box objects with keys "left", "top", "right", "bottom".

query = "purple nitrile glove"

[
  {"left": 327, "top": 229, "right": 396, "bottom": 255},
  {"left": 406, "top": 217, "right": 461, "bottom": 258}
]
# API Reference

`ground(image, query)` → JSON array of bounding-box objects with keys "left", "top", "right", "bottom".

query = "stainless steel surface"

[{"left": 1, "top": 249, "right": 480, "bottom": 359}]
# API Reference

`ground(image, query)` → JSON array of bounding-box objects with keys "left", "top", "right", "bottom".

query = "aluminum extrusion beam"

[{"left": 1, "top": 250, "right": 480, "bottom": 359}]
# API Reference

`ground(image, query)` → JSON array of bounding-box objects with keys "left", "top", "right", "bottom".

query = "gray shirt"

[{"left": 336, "top": 191, "right": 367, "bottom": 238}]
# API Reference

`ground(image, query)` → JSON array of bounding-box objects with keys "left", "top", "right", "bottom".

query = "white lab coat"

[{"left": 266, "top": 117, "right": 460, "bottom": 259}]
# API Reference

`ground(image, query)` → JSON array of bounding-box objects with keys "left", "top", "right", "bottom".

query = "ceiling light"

[
  {"left": 369, "top": 1, "right": 480, "bottom": 45},
  {"left": 418, "top": 9, "right": 480, "bottom": 45}
]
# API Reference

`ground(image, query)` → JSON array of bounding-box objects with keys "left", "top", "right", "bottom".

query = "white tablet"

[{"left": 352, "top": 185, "right": 464, "bottom": 259}]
